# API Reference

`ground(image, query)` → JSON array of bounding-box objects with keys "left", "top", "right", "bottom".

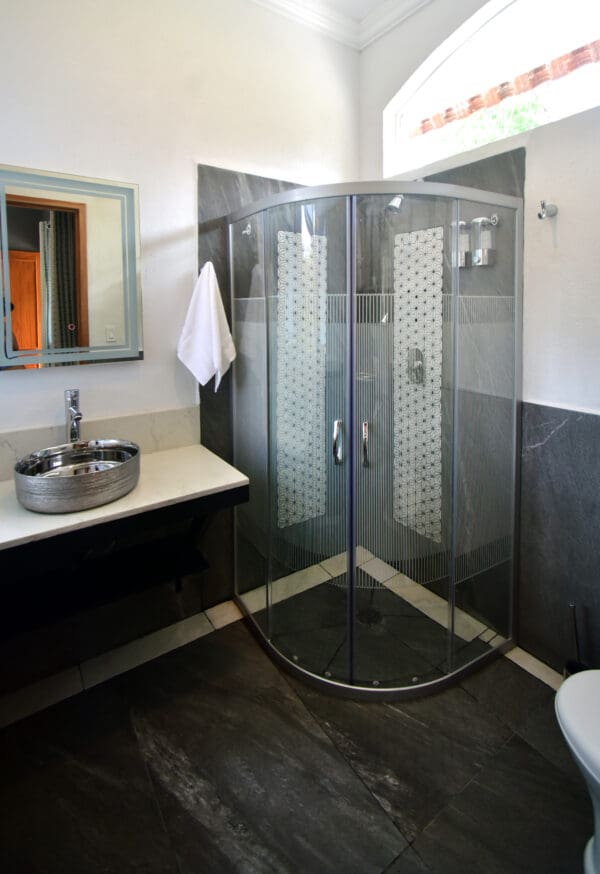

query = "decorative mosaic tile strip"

[
  {"left": 393, "top": 227, "right": 444, "bottom": 543},
  {"left": 276, "top": 230, "right": 327, "bottom": 528}
]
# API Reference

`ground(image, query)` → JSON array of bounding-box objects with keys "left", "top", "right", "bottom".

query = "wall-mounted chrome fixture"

[
  {"left": 387, "top": 195, "right": 404, "bottom": 211},
  {"left": 470, "top": 214, "right": 500, "bottom": 267},
  {"left": 362, "top": 421, "right": 369, "bottom": 467},
  {"left": 455, "top": 214, "right": 500, "bottom": 268},
  {"left": 458, "top": 220, "right": 472, "bottom": 268},
  {"left": 408, "top": 347, "right": 424, "bottom": 384},
  {"left": 332, "top": 419, "right": 343, "bottom": 465},
  {"left": 538, "top": 200, "right": 558, "bottom": 220},
  {"left": 241, "top": 223, "right": 252, "bottom": 236}
]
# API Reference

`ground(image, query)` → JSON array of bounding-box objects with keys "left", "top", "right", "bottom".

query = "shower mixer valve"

[{"left": 408, "top": 348, "right": 424, "bottom": 384}]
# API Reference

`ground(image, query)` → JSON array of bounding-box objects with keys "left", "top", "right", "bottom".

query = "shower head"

[{"left": 387, "top": 195, "right": 404, "bottom": 211}]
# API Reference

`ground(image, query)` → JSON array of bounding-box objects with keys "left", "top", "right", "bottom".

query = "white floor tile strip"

[
  {"left": 321, "top": 546, "right": 373, "bottom": 578},
  {"left": 381, "top": 571, "right": 488, "bottom": 642},
  {"left": 240, "top": 551, "right": 489, "bottom": 643},
  {"left": 0, "top": 588, "right": 563, "bottom": 730},
  {"left": 505, "top": 646, "right": 563, "bottom": 691},
  {"left": 240, "top": 547, "right": 376, "bottom": 616},
  {"left": 205, "top": 600, "right": 243, "bottom": 629},
  {"left": 238, "top": 551, "right": 563, "bottom": 691},
  {"left": 0, "top": 600, "right": 247, "bottom": 730},
  {"left": 0, "top": 667, "right": 83, "bottom": 730},
  {"left": 361, "top": 557, "right": 398, "bottom": 584},
  {"left": 80, "top": 613, "right": 213, "bottom": 689},
  {"left": 241, "top": 564, "right": 333, "bottom": 615}
]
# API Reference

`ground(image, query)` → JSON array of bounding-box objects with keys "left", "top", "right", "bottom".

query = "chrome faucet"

[{"left": 65, "top": 389, "right": 83, "bottom": 443}]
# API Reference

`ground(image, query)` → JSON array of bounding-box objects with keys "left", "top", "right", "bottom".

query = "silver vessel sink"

[{"left": 14, "top": 439, "right": 140, "bottom": 514}]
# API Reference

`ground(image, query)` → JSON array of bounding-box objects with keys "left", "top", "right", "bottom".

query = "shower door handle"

[
  {"left": 333, "top": 419, "right": 343, "bottom": 465},
  {"left": 362, "top": 421, "right": 369, "bottom": 467}
]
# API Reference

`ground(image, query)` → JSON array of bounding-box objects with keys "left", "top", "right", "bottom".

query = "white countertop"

[{"left": 0, "top": 444, "right": 249, "bottom": 551}]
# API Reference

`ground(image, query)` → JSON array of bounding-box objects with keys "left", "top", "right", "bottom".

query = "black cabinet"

[{"left": 0, "top": 484, "right": 248, "bottom": 694}]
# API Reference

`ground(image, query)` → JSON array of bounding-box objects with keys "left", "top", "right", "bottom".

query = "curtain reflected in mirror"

[{"left": 7, "top": 196, "right": 87, "bottom": 355}]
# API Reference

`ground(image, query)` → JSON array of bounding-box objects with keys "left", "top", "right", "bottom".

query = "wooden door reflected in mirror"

[
  {"left": 7, "top": 195, "right": 88, "bottom": 353},
  {"left": 0, "top": 164, "right": 142, "bottom": 369}
]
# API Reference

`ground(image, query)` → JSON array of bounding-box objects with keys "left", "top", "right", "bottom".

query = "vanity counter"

[{"left": 0, "top": 444, "right": 249, "bottom": 551}]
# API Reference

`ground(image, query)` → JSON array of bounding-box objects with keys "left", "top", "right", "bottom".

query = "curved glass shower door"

[
  {"left": 230, "top": 182, "right": 521, "bottom": 698},
  {"left": 232, "top": 195, "right": 353, "bottom": 680},
  {"left": 350, "top": 194, "right": 455, "bottom": 688},
  {"left": 264, "top": 197, "right": 350, "bottom": 678}
]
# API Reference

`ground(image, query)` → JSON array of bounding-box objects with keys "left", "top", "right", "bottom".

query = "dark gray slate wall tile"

[
  {"left": 197, "top": 164, "right": 298, "bottom": 608},
  {"left": 425, "top": 148, "right": 525, "bottom": 198},
  {"left": 197, "top": 162, "right": 298, "bottom": 458},
  {"left": 519, "top": 401, "right": 600, "bottom": 670}
]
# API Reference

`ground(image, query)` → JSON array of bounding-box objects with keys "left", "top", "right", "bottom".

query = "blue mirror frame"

[{"left": 0, "top": 165, "right": 142, "bottom": 369}]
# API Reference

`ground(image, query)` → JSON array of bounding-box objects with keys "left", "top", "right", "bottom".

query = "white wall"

[
  {"left": 523, "top": 107, "right": 600, "bottom": 413},
  {"left": 2, "top": 0, "right": 597, "bottom": 431},
  {"left": 360, "top": 0, "right": 600, "bottom": 415},
  {"left": 358, "top": 0, "right": 488, "bottom": 180},
  {"left": 0, "top": 0, "right": 359, "bottom": 432}
]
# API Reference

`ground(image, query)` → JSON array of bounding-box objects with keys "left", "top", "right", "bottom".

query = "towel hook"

[
  {"left": 538, "top": 200, "right": 558, "bottom": 220},
  {"left": 241, "top": 223, "right": 252, "bottom": 236}
]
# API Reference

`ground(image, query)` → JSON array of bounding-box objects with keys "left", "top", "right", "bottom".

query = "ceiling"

[{"left": 249, "top": 0, "right": 436, "bottom": 49}]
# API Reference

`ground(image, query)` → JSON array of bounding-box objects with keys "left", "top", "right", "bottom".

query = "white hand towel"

[{"left": 177, "top": 261, "right": 236, "bottom": 391}]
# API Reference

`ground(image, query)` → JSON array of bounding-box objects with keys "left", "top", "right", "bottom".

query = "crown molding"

[
  {"left": 249, "top": 0, "right": 436, "bottom": 50},
  {"left": 360, "top": 0, "right": 436, "bottom": 49},
  {"left": 250, "top": 0, "right": 361, "bottom": 48}
]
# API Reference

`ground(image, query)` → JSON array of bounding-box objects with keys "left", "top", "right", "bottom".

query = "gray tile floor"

[{"left": 0, "top": 620, "right": 592, "bottom": 873}]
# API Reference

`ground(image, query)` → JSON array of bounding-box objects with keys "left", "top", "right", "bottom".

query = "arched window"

[{"left": 383, "top": 0, "right": 600, "bottom": 178}]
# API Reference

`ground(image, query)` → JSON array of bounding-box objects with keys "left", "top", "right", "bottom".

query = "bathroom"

[{"left": 0, "top": 0, "right": 599, "bottom": 871}]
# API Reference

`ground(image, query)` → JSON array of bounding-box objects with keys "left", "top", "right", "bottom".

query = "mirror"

[{"left": 0, "top": 165, "right": 142, "bottom": 368}]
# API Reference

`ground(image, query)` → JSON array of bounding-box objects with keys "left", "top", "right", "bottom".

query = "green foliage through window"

[{"left": 451, "top": 93, "right": 549, "bottom": 151}]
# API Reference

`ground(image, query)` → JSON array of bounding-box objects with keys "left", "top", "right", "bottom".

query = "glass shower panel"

[
  {"left": 231, "top": 211, "right": 271, "bottom": 633},
  {"left": 450, "top": 199, "right": 518, "bottom": 669},
  {"left": 263, "top": 197, "right": 351, "bottom": 681},
  {"left": 350, "top": 194, "right": 456, "bottom": 688}
]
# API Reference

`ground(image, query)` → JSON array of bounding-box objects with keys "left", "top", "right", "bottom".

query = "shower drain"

[{"left": 357, "top": 606, "right": 383, "bottom": 625}]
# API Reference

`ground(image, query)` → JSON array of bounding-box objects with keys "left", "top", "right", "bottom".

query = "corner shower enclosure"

[{"left": 229, "top": 182, "right": 521, "bottom": 698}]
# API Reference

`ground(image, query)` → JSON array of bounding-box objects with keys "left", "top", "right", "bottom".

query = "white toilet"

[{"left": 555, "top": 670, "right": 600, "bottom": 874}]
